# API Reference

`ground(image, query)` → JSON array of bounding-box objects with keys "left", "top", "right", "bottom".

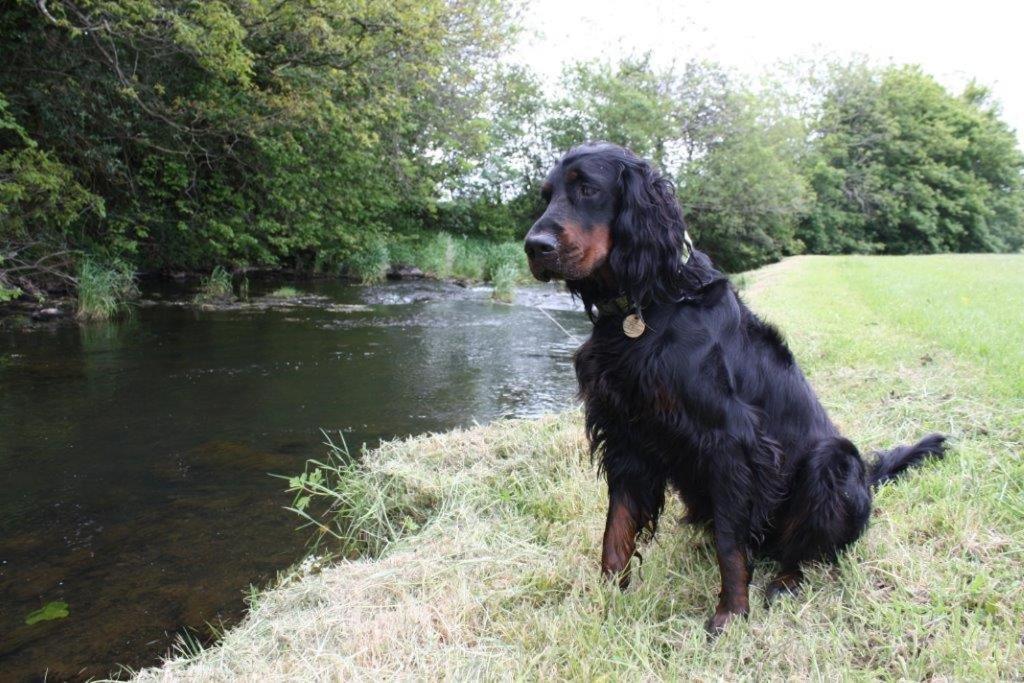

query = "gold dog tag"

[{"left": 622, "top": 313, "right": 645, "bottom": 338}]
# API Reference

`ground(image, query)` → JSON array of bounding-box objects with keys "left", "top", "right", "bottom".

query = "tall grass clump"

[
  {"left": 385, "top": 238, "right": 419, "bottom": 268},
  {"left": 483, "top": 242, "right": 524, "bottom": 279},
  {"left": 490, "top": 262, "right": 518, "bottom": 302},
  {"left": 284, "top": 432, "right": 438, "bottom": 557},
  {"left": 75, "top": 258, "right": 137, "bottom": 320},
  {"left": 347, "top": 236, "right": 391, "bottom": 284},
  {"left": 194, "top": 266, "right": 234, "bottom": 303},
  {"left": 450, "top": 239, "right": 486, "bottom": 280},
  {"left": 486, "top": 242, "right": 527, "bottom": 301},
  {"left": 417, "top": 232, "right": 457, "bottom": 279},
  {"left": 411, "top": 233, "right": 523, "bottom": 283},
  {"left": 378, "top": 232, "right": 526, "bottom": 285}
]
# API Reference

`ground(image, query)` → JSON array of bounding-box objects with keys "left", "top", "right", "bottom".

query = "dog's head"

[{"left": 524, "top": 142, "right": 688, "bottom": 305}]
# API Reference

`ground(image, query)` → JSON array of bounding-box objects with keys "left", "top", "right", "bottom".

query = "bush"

[
  {"left": 194, "top": 266, "right": 234, "bottom": 303},
  {"left": 347, "top": 236, "right": 390, "bottom": 284},
  {"left": 76, "top": 258, "right": 137, "bottom": 320}
]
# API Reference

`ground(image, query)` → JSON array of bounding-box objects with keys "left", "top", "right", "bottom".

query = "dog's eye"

[{"left": 579, "top": 184, "right": 598, "bottom": 198}]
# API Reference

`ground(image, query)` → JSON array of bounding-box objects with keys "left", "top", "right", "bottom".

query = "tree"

[
  {"left": 547, "top": 55, "right": 676, "bottom": 169},
  {"left": 672, "top": 64, "right": 810, "bottom": 271},
  {"left": 536, "top": 58, "right": 809, "bottom": 271},
  {"left": 0, "top": 92, "right": 103, "bottom": 298},
  {"left": 800, "top": 63, "right": 1024, "bottom": 255},
  {"left": 437, "top": 64, "right": 551, "bottom": 241},
  {"left": 0, "top": 0, "right": 521, "bottom": 284}
]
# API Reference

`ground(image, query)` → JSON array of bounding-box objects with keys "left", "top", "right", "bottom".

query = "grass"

[
  {"left": 266, "top": 286, "right": 300, "bottom": 299},
  {"left": 338, "top": 232, "right": 530, "bottom": 298},
  {"left": 135, "top": 254, "right": 1024, "bottom": 680},
  {"left": 377, "top": 232, "right": 531, "bottom": 297},
  {"left": 75, "top": 258, "right": 137, "bottom": 320},
  {"left": 415, "top": 232, "right": 460, "bottom": 279},
  {"left": 490, "top": 261, "right": 519, "bottom": 303},
  {"left": 483, "top": 241, "right": 525, "bottom": 302},
  {"left": 193, "top": 266, "right": 235, "bottom": 303}
]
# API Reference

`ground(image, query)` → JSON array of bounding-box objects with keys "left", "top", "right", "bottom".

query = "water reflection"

[{"left": 0, "top": 281, "right": 588, "bottom": 680}]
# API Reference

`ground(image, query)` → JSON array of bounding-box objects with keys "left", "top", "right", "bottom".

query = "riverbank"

[
  {"left": 0, "top": 233, "right": 532, "bottom": 322},
  {"left": 135, "top": 254, "right": 1024, "bottom": 680}
]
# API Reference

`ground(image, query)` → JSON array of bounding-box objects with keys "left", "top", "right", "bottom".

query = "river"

[{"left": 0, "top": 278, "right": 588, "bottom": 680}]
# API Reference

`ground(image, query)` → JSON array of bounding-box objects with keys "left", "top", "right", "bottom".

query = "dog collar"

[
  {"left": 593, "top": 294, "right": 648, "bottom": 338},
  {"left": 594, "top": 294, "right": 632, "bottom": 318},
  {"left": 592, "top": 230, "right": 695, "bottom": 333}
]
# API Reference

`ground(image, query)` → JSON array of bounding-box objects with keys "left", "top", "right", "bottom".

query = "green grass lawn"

[{"left": 137, "top": 255, "right": 1024, "bottom": 681}]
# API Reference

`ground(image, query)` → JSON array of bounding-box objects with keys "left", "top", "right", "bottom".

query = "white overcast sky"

[{"left": 510, "top": 0, "right": 1024, "bottom": 146}]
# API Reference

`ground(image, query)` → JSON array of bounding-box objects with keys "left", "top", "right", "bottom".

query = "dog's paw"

[
  {"left": 764, "top": 569, "right": 804, "bottom": 606},
  {"left": 704, "top": 607, "right": 747, "bottom": 637}
]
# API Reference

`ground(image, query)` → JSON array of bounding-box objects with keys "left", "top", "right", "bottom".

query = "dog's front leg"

[
  {"left": 707, "top": 524, "right": 751, "bottom": 634},
  {"left": 601, "top": 490, "right": 641, "bottom": 589},
  {"left": 705, "top": 446, "right": 755, "bottom": 634},
  {"left": 600, "top": 460, "right": 665, "bottom": 589}
]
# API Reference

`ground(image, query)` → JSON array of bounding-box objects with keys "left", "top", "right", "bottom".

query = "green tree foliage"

[
  {"left": 0, "top": 92, "right": 104, "bottom": 297},
  {"left": 800, "top": 63, "right": 1024, "bottom": 255},
  {"left": 673, "top": 64, "right": 810, "bottom": 271},
  {"left": 538, "top": 57, "right": 1021, "bottom": 271},
  {"left": 2, "top": 1, "right": 1022, "bottom": 295},
  {"left": 0, "top": 0, "right": 519, "bottom": 282},
  {"left": 548, "top": 58, "right": 810, "bottom": 271},
  {"left": 548, "top": 55, "right": 676, "bottom": 169},
  {"left": 434, "top": 64, "right": 550, "bottom": 241}
]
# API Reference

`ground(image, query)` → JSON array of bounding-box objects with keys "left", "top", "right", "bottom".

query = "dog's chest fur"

[
  {"left": 575, "top": 311, "right": 722, "bottom": 441},
  {"left": 574, "top": 290, "right": 841, "bottom": 481}
]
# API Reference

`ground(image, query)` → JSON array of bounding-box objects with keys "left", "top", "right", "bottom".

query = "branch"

[{"left": 35, "top": 0, "right": 60, "bottom": 25}]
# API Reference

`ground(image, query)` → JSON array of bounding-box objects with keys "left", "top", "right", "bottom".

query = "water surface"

[{"left": 0, "top": 280, "right": 587, "bottom": 681}]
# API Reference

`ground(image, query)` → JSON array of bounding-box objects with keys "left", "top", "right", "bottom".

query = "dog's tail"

[{"left": 868, "top": 433, "right": 947, "bottom": 487}]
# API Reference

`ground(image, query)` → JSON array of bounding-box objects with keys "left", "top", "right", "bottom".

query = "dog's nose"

[{"left": 524, "top": 232, "right": 558, "bottom": 260}]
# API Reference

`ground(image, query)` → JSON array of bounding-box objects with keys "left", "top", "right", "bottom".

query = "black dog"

[{"left": 524, "top": 142, "right": 946, "bottom": 633}]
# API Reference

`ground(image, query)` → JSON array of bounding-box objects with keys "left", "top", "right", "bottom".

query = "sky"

[{"left": 510, "top": 0, "right": 1024, "bottom": 146}]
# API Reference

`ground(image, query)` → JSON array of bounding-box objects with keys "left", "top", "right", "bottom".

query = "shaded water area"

[{"left": 0, "top": 279, "right": 588, "bottom": 681}]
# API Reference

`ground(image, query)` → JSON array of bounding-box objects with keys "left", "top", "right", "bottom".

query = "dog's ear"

[{"left": 609, "top": 157, "right": 686, "bottom": 304}]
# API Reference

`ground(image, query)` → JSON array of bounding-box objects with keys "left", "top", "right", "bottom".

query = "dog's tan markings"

[
  {"left": 557, "top": 220, "right": 583, "bottom": 257},
  {"left": 559, "top": 221, "right": 611, "bottom": 277},
  {"left": 708, "top": 546, "right": 751, "bottom": 633},
  {"left": 579, "top": 223, "right": 612, "bottom": 272},
  {"left": 601, "top": 495, "right": 640, "bottom": 589}
]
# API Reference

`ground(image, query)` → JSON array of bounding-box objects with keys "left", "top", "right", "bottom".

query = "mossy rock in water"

[{"left": 25, "top": 601, "right": 69, "bottom": 625}]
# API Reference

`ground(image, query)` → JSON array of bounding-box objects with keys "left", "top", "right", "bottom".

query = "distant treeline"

[{"left": 2, "top": 0, "right": 1022, "bottom": 302}]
